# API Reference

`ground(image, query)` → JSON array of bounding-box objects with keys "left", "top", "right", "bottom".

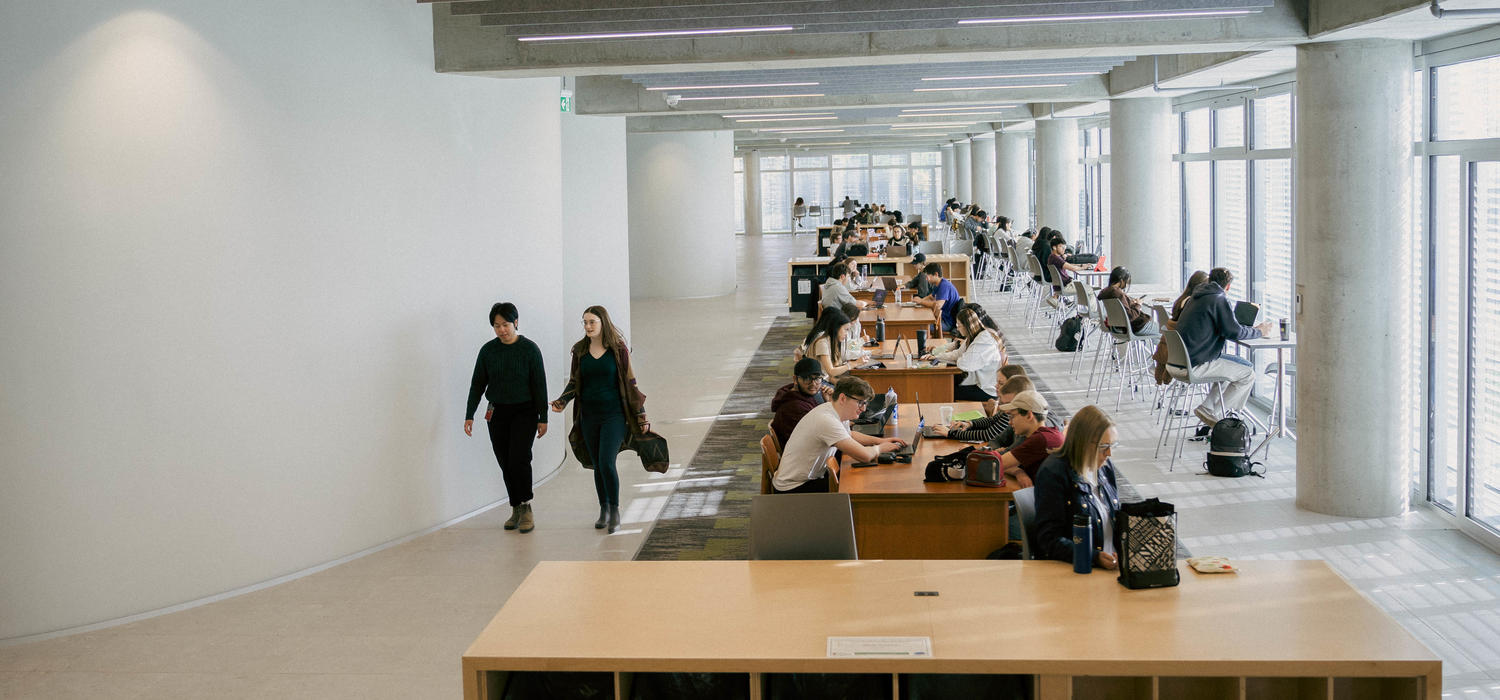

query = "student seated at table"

[
  {"left": 770, "top": 358, "right": 831, "bottom": 447},
  {"left": 933, "top": 374, "right": 1033, "bottom": 444},
  {"left": 904, "top": 253, "right": 933, "bottom": 297},
  {"left": 1030, "top": 227, "right": 1056, "bottom": 281},
  {"left": 773, "top": 376, "right": 905, "bottom": 494},
  {"left": 846, "top": 261, "right": 872, "bottom": 291},
  {"left": 819, "top": 263, "right": 865, "bottom": 312},
  {"left": 1047, "top": 236, "right": 1085, "bottom": 289},
  {"left": 913, "top": 263, "right": 961, "bottom": 335},
  {"left": 840, "top": 302, "right": 872, "bottom": 356},
  {"left": 1170, "top": 269, "right": 1210, "bottom": 322},
  {"left": 1096, "top": 266, "right": 1159, "bottom": 337},
  {"left": 923, "top": 307, "right": 1003, "bottom": 402},
  {"left": 1032, "top": 404, "right": 1121, "bottom": 569},
  {"left": 797, "top": 307, "right": 854, "bottom": 378},
  {"left": 888, "top": 225, "right": 917, "bottom": 249},
  {"left": 1176, "top": 267, "right": 1276, "bottom": 428},
  {"left": 831, "top": 230, "right": 853, "bottom": 259}
]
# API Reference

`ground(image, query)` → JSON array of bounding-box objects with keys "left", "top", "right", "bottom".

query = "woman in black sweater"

[{"left": 465, "top": 302, "right": 549, "bottom": 533}]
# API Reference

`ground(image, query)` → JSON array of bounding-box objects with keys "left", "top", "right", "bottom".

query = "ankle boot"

[
  {"left": 504, "top": 506, "right": 520, "bottom": 531},
  {"left": 606, "top": 505, "right": 621, "bottom": 534},
  {"left": 518, "top": 503, "right": 535, "bottom": 533},
  {"left": 594, "top": 505, "right": 608, "bottom": 530}
]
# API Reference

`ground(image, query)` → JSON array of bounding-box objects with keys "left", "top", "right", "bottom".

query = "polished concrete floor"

[{"left": 1, "top": 233, "right": 1498, "bottom": 699}]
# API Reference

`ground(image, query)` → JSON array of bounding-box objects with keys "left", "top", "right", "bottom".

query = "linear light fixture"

[
  {"left": 795, "top": 142, "right": 851, "bottom": 147},
  {"left": 914, "top": 84, "right": 1066, "bottom": 92},
  {"left": 517, "top": 26, "right": 795, "bottom": 42},
  {"left": 757, "top": 128, "right": 845, "bottom": 133},
  {"left": 921, "top": 72, "right": 1095, "bottom": 81},
  {"left": 675, "top": 93, "right": 825, "bottom": 101},
  {"left": 732, "top": 116, "right": 840, "bottom": 122},
  {"left": 901, "top": 104, "right": 1014, "bottom": 112},
  {"left": 897, "top": 111, "right": 1009, "bottom": 118},
  {"left": 722, "top": 112, "right": 835, "bottom": 118},
  {"left": 958, "top": 10, "right": 1255, "bottom": 25},
  {"left": 890, "top": 121, "right": 978, "bottom": 128},
  {"left": 647, "top": 82, "right": 818, "bottom": 91}
]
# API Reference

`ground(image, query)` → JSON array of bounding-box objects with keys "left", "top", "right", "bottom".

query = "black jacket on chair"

[{"left": 1031, "top": 454, "right": 1120, "bottom": 563}]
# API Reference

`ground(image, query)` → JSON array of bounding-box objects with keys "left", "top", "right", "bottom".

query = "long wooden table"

[
  {"left": 836, "top": 402, "right": 1012, "bottom": 560},
  {"left": 464, "top": 559, "right": 1441, "bottom": 700},
  {"left": 788, "top": 253, "right": 969, "bottom": 310},
  {"left": 848, "top": 341, "right": 961, "bottom": 403},
  {"left": 860, "top": 303, "right": 941, "bottom": 340}
]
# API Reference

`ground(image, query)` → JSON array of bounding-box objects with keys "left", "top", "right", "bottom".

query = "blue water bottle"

[{"left": 1072, "top": 513, "right": 1093, "bottom": 574}]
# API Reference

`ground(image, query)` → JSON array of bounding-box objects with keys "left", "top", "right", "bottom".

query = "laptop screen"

[
  {"left": 1234, "top": 300, "right": 1260, "bottom": 327},
  {"left": 872, "top": 288, "right": 888, "bottom": 306}
]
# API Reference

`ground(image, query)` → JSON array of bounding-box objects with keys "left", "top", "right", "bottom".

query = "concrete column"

[
  {"left": 995, "top": 131, "right": 1030, "bottom": 225},
  {"left": 940, "top": 144, "right": 957, "bottom": 201},
  {"left": 1294, "top": 40, "right": 1413, "bottom": 517},
  {"left": 627, "top": 130, "right": 737, "bottom": 299},
  {"left": 970, "top": 134, "right": 997, "bottom": 213},
  {"left": 954, "top": 139, "right": 972, "bottom": 204},
  {"left": 1035, "top": 118, "right": 1079, "bottom": 235},
  {"left": 1108, "top": 97, "right": 1177, "bottom": 288},
  {"left": 743, "top": 149, "right": 762, "bottom": 236}
]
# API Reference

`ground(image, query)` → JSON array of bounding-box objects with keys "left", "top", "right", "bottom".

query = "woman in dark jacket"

[
  {"left": 551, "top": 305, "right": 649, "bottom": 533},
  {"left": 1031, "top": 404, "right": 1122, "bottom": 570}
]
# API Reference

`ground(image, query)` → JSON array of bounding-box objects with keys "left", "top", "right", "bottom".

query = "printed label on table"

[
  {"left": 827, "top": 636, "right": 932, "bottom": 658},
  {"left": 798, "top": 279, "right": 812, "bottom": 294}
]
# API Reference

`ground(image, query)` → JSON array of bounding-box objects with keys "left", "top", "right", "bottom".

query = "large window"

[
  {"left": 1175, "top": 89, "right": 1296, "bottom": 409},
  {"left": 1414, "top": 39, "right": 1500, "bottom": 540},
  {"left": 733, "top": 157, "right": 745, "bottom": 233},
  {"left": 1080, "top": 124, "right": 1111, "bottom": 256},
  {"left": 741, "top": 149, "right": 944, "bottom": 231}
]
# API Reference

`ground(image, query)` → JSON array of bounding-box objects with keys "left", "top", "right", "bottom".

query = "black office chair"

[{"left": 749, "top": 493, "right": 858, "bottom": 560}]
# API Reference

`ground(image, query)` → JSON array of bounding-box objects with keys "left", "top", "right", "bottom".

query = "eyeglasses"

[
  {"left": 1097, "top": 442, "right": 1119, "bottom": 451},
  {"left": 846, "top": 396, "right": 870, "bottom": 409}
]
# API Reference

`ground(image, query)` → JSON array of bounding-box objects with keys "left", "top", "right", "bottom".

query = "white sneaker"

[{"left": 1193, "top": 406, "right": 1218, "bottom": 428}]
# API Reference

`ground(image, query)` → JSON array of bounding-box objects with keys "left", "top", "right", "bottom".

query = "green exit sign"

[{"left": 560, "top": 90, "right": 573, "bottom": 113}]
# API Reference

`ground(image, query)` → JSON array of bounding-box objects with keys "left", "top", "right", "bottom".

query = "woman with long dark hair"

[
  {"left": 797, "top": 307, "right": 853, "bottom": 378},
  {"left": 465, "top": 302, "right": 548, "bottom": 534},
  {"left": 551, "top": 306, "right": 649, "bottom": 533}
]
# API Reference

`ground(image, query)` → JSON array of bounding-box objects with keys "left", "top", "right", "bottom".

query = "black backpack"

[
  {"left": 1054, "top": 316, "right": 1084, "bottom": 352},
  {"left": 1204, "top": 415, "right": 1263, "bottom": 478}
]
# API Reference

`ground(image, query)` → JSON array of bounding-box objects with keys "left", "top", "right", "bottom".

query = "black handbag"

[
  {"left": 627, "top": 430, "right": 671, "bottom": 473},
  {"left": 1114, "top": 498, "right": 1180, "bottom": 590}
]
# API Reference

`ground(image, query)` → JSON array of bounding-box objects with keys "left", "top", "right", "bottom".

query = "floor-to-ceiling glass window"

[
  {"left": 1079, "top": 123, "right": 1111, "bottom": 257},
  {"left": 760, "top": 154, "right": 791, "bottom": 232},
  {"left": 792, "top": 154, "right": 831, "bottom": 228},
  {"left": 733, "top": 156, "right": 746, "bottom": 233},
  {"left": 1415, "top": 41, "right": 1500, "bottom": 537},
  {"left": 741, "top": 149, "right": 944, "bottom": 232}
]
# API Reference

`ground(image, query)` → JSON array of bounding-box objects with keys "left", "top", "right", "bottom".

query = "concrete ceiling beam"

[
  {"left": 1308, "top": 0, "right": 1426, "bottom": 37},
  {"left": 432, "top": 0, "right": 1307, "bottom": 76},
  {"left": 1106, "top": 51, "right": 1260, "bottom": 95}
]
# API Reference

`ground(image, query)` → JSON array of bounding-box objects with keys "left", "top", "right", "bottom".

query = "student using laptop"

[
  {"left": 1096, "top": 266, "right": 1159, "bottom": 337},
  {"left": 819, "top": 262, "right": 865, "bottom": 312},
  {"left": 797, "top": 307, "right": 854, "bottom": 378},
  {"left": 932, "top": 375, "right": 1034, "bottom": 443},
  {"left": 922, "top": 306, "right": 1004, "bottom": 402},
  {"left": 773, "top": 377, "right": 905, "bottom": 494},
  {"left": 913, "top": 263, "right": 961, "bottom": 336},
  {"left": 1176, "top": 267, "right": 1276, "bottom": 428}
]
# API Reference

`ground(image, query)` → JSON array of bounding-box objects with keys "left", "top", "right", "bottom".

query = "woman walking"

[
  {"left": 552, "top": 306, "right": 649, "bottom": 533},
  {"left": 465, "top": 302, "right": 548, "bottom": 533}
]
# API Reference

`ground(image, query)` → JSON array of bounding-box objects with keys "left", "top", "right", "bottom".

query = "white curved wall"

[
  {"left": 627, "top": 131, "right": 736, "bottom": 299},
  {"left": 0, "top": 1, "right": 567, "bottom": 639}
]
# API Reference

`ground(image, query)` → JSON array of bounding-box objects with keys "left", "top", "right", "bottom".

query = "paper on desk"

[
  {"left": 950, "top": 410, "right": 984, "bottom": 422},
  {"left": 827, "top": 636, "right": 933, "bottom": 658}
]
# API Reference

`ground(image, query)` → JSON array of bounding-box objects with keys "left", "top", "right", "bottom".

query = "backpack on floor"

[
  {"left": 1204, "top": 415, "right": 1263, "bottom": 478},
  {"left": 1054, "top": 316, "right": 1084, "bottom": 352}
]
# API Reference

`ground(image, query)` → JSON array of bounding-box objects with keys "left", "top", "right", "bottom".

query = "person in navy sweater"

[{"left": 1175, "top": 267, "right": 1276, "bottom": 428}]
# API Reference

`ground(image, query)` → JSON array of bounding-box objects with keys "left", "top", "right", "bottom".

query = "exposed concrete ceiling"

[{"left": 422, "top": 0, "right": 1500, "bottom": 150}]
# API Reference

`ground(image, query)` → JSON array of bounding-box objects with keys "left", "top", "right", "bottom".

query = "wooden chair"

[{"left": 759, "top": 434, "right": 782, "bottom": 494}]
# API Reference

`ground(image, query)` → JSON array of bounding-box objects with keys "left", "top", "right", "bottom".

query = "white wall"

[
  {"left": 626, "top": 131, "right": 736, "bottom": 299},
  {"left": 562, "top": 113, "right": 631, "bottom": 339},
  {"left": 0, "top": 0, "right": 567, "bottom": 639}
]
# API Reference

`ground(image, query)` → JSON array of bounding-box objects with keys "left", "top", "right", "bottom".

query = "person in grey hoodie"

[{"left": 1175, "top": 267, "right": 1277, "bottom": 427}]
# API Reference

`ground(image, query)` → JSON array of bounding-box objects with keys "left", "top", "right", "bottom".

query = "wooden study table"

[
  {"left": 860, "top": 303, "right": 940, "bottom": 340},
  {"left": 464, "top": 559, "right": 1441, "bottom": 700},
  {"left": 848, "top": 341, "right": 961, "bottom": 403},
  {"left": 836, "top": 402, "right": 1013, "bottom": 560},
  {"left": 787, "top": 254, "right": 969, "bottom": 309}
]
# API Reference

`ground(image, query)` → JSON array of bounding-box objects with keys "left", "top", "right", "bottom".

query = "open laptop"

[
  {"left": 1234, "top": 300, "right": 1261, "bottom": 327},
  {"left": 886, "top": 244, "right": 910, "bottom": 258},
  {"left": 869, "top": 288, "right": 888, "bottom": 309},
  {"left": 914, "top": 392, "right": 944, "bottom": 439},
  {"left": 877, "top": 332, "right": 905, "bottom": 360}
]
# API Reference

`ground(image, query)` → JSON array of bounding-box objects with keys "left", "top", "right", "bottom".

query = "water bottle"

[
  {"left": 890, "top": 403, "right": 899, "bottom": 425},
  {"left": 875, "top": 317, "right": 886, "bottom": 343},
  {"left": 1073, "top": 513, "right": 1093, "bottom": 574}
]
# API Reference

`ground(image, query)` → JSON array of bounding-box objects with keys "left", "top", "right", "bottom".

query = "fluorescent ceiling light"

[
  {"left": 795, "top": 142, "right": 851, "bottom": 146},
  {"left": 647, "top": 82, "right": 818, "bottom": 91},
  {"left": 921, "top": 72, "right": 1095, "bottom": 81},
  {"left": 901, "top": 104, "right": 1014, "bottom": 112},
  {"left": 958, "top": 10, "right": 1254, "bottom": 25},
  {"left": 890, "top": 121, "right": 978, "bottom": 128},
  {"left": 898, "top": 111, "right": 1010, "bottom": 117},
  {"left": 914, "top": 84, "right": 1066, "bottom": 92},
  {"left": 733, "top": 116, "right": 840, "bottom": 123},
  {"left": 722, "top": 112, "right": 835, "bottom": 118},
  {"left": 675, "top": 93, "right": 825, "bottom": 101},
  {"left": 517, "top": 26, "right": 795, "bottom": 42},
  {"left": 758, "top": 128, "right": 845, "bottom": 133}
]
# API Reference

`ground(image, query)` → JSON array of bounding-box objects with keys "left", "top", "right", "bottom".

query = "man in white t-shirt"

[{"left": 773, "top": 376, "right": 905, "bottom": 494}]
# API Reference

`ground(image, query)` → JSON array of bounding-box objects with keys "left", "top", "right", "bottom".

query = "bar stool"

[{"left": 1156, "top": 329, "right": 1227, "bottom": 470}]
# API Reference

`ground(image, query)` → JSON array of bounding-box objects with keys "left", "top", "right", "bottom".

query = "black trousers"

[
  {"left": 486, "top": 402, "right": 536, "bottom": 504},
  {"left": 954, "top": 377, "right": 995, "bottom": 402}
]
